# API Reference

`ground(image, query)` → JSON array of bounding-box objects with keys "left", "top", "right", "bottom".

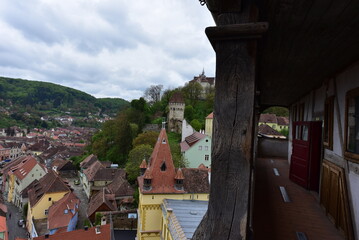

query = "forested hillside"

[{"left": 0, "top": 77, "right": 129, "bottom": 128}]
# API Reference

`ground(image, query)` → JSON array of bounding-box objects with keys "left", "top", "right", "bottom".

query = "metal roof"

[{"left": 163, "top": 199, "right": 208, "bottom": 239}]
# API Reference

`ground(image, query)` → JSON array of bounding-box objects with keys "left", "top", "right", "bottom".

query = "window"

[
  {"left": 48, "top": 197, "right": 52, "bottom": 201},
  {"left": 324, "top": 96, "right": 334, "bottom": 149},
  {"left": 45, "top": 209, "right": 48, "bottom": 215},
  {"left": 205, "top": 146, "right": 209, "bottom": 151},
  {"left": 205, "top": 155, "right": 209, "bottom": 161},
  {"left": 198, "top": 146, "right": 202, "bottom": 151},
  {"left": 161, "top": 162, "right": 167, "bottom": 171},
  {"left": 64, "top": 209, "right": 69, "bottom": 214},
  {"left": 345, "top": 88, "right": 359, "bottom": 162}
]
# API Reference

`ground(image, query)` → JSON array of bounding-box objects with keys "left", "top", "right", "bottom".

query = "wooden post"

[{"left": 192, "top": 14, "right": 268, "bottom": 240}]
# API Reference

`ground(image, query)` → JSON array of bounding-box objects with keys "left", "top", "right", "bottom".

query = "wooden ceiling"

[{"left": 205, "top": 0, "right": 359, "bottom": 107}]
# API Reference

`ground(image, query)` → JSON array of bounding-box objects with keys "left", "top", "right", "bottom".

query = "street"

[
  {"left": 68, "top": 177, "right": 89, "bottom": 229},
  {"left": 5, "top": 201, "right": 28, "bottom": 240}
]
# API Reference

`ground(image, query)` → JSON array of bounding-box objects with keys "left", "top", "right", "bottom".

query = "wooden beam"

[
  {"left": 193, "top": 19, "right": 265, "bottom": 240},
  {"left": 206, "top": 22, "right": 269, "bottom": 50}
]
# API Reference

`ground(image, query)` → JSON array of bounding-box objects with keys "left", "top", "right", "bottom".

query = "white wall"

[
  {"left": 181, "top": 120, "right": 195, "bottom": 142},
  {"left": 288, "top": 61, "right": 359, "bottom": 238}
]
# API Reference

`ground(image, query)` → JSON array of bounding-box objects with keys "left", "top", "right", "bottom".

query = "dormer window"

[
  {"left": 175, "top": 179, "right": 184, "bottom": 190},
  {"left": 176, "top": 179, "right": 183, "bottom": 185},
  {"left": 162, "top": 138, "right": 166, "bottom": 144},
  {"left": 161, "top": 162, "right": 167, "bottom": 171},
  {"left": 144, "top": 178, "right": 152, "bottom": 191}
]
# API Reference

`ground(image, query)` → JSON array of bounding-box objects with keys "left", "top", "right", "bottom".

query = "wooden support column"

[{"left": 192, "top": 21, "right": 267, "bottom": 240}]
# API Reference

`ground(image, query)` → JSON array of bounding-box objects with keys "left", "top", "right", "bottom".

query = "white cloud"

[{"left": 0, "top": 0, "right": 215, "bottom": 100}]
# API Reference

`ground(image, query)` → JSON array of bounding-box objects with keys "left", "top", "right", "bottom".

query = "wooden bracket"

[{"left": 205, "top": 22, "right": 269, "bottom": 51}]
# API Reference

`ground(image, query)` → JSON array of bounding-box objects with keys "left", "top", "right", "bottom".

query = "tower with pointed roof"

[
  {"left": 136, "top": 128, "right": 210, "bottom": 240},
  {"left": 167, "top": 92, "right": 185, "bottom": 133}
]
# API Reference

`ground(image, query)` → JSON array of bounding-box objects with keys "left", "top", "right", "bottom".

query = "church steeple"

[{"left": 138, "top": 128, "right": 184, "bottom": 194}]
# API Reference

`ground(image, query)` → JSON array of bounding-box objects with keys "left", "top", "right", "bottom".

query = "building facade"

[
  {"left": 137, "top": 128, "right": 209, "bottom": 240},
  {"left": 167, "top": 92, "right": 185, "bottom": 133}
]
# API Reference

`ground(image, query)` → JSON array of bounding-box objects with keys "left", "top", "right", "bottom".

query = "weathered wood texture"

[
  {"left": 257, "top": 0, "right": 359, "bottom": 107},
  {"left": 192, "top": 24, "right": 258, "bottom": 240},
  {"left": 207, "top": 0, "right": 359, "bottom": 107}
]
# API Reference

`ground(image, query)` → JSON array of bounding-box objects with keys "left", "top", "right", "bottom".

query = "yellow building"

[
  {"left": 137, "top": 128, "right": 210, "bottom": 240},
  {"left": 27, "top": 170, "right": 70, "bottom": 237},
  {"left": 204, "top": 112, "right": 213, "bottom": 137}
]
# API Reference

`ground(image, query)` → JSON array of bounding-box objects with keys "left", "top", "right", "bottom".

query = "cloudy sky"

[{"left": 0, "top": 0, "right": 215, "bottom": 100}]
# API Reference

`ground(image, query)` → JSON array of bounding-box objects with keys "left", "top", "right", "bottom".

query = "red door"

[{"left": 290, "top": 121, "right": 322, "bottom": 191}]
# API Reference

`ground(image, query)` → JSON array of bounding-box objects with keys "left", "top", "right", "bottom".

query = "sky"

[{"left": 0, "top": 0, "right": 215, "bottom": 101}]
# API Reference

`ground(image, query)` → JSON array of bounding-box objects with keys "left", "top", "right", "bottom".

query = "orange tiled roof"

[
  {"left": 169, "top": 92, "right": 184, "bottom": 103},
  {"left": 206, "top": 112, "right": 214, "bottom": 119},
  {"left": 28, "top": 170, "right": 70, "bottom": 207},
  {"left": 33, "top": 224, "right": 111, "bottom": 240},
  {"left": 48, "top": 192, "right": 80, "bottom": 230},
  {"left": 139, "top": 159, "right": 147, "bottom": 169},
  {"left": 138, "top": 128, "right": 184, "bottom": 194},
  {"left": 175, "top": 168, "right": 185, "bottom": 180},
  {"left": 259, "top": 113, "right": 277, "bottom": 124},
  {"left": 12, "top": 156, "right": 38, "bottom": 180}
]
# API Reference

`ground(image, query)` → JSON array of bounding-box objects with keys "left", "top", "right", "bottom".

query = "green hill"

[{"left": 0, "top": 76, "right": 130, "bottom": 128}]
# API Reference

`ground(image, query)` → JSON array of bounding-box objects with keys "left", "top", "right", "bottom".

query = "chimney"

[
  {"left": 95, "top": 225, "right": 101, "bottom": 234},
  {"left": 44, "top": 234, "right": 49, "bottom": 239},
  {"left": 84, "top": 226, "right": 88, "bottom": 231},
  {"left": 101, "top": 216, "right": 107, "bottom": 225}
]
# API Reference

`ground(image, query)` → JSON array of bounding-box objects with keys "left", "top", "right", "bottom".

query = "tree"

[
  {"left": 182, "top": 82, "right": 203, "bottom": 106},
  {"left": 184, "top": 105, "right": 194, "bottom": 122},
  {"left": 131, "top": 97, "right": 147, "bottom": 111},
  {"left": 263, "top": 106, "right": 289, "bottom": 117},
  {"left": 95, "top": 212, "right": 103, "bottom": 225},
  {"left": 144, "top": 85, "right": 163, "bottom": 105},
  {"left": 125, "top": 144, "right": 153, "bottom": 183},
  {"left": 190, "top": 119, "right": 202, "bottom": 131},
  {"left": 132, "top": 131, "right": 158, "bottom": 148},
  {"left": 91, "top": 112, "right": 134, "bottom": 166}
]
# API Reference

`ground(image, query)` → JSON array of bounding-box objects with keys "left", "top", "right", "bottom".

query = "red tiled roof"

[
  {"left": 206, "top": 112, "right": 214, "bottom": 119},
  {"left": 83, "top": 160, "right": 103, "bottom": 181},
  {"left": 180, "top": 131, "right": 206, "bottom": 152},
  {"left": 258, "top": 124, "right": 283, "bottom": 137},
  {"left": 175, "top": 169, "right": 185, "bottom": 180},
  {"left": 33, "top": 224, "right": 111, "bottom": 240},
  {"left": 277, "top": 116, "right": 289, "bottom": 126},
  {"left": 189, "top": 72, "right": 215, "bottom": 86},
  {"left": 28, "top": 170, "right": 70, "bottom": 207},
  {"left": 139, "top": 159, "right": 147, "bottom": 169},
  {"left": 184, "top": 132, "right": 206, "bottom": 147},
  {"left": 107, "top": 174, "right": 134, "bottom": 198},
  {"left": 182, "top": 168, "right": 210, "bottom": 193},
  {"left": 180, "top": 141, "right": 190, "bottom": 152},
  {"left": 0, "top": 216, "right": 7, "bottom": 233},
  {"left": 169, "top": 92, "right": 184, "bottom": 103},
  {"left": 80, "top": 154, "right": 98, "bottom": 168},
  {"left": 12, "top": 156, "right": 38, "bottom": 180},
  {"left": 138, "top": 129, "right": 183, "bottom": 194},
  {"left": 259, "top": 114, "right": 277, "bottom": 124},
  {"left": 48, "top": 192, "right": 80, "bottom": 230},
  {"left": 87, "top": 188, "right": 117, "bottom": 219}
]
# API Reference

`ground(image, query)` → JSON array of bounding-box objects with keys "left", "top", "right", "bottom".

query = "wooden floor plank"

[{"left": 253, "top": 157, "right": 344, "bottom": 240}]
